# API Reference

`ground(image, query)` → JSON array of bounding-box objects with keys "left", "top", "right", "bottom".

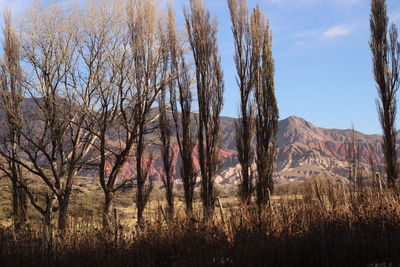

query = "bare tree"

[
  {"left": 370, "top": 0, "right": 400, "bottom": 189},
  {"left": 158, "top": 92, "right": 175, "bottom": 219},
  {"left": 369, "top": 143, "right": 384, "bottom": 192},
  {"left": 167, "top": 7, "right": 196, "bottom": 215},
  {"left": 127, "top": 0, "right": 168, "bottom": 224},
  {"left": 251, "top": 6, "right": 279, "bottom": 208},
  {"left": 346, "top": 126, "right": 363, "bottom": 191},
  {"left": 158, "top": 12, "right": 175, "bottom": 219},
  {"left": 184, "top": 0, "right": 224, "bottom": 219},
  {"left": 76, "top": 0, "right": 132, "bottom": 229},
  {"left": 228, "top": 0, "right": 255, "bottom": 206},
  {"left": 157, "top": 94, "right": 175, "bottom": 219},
  {"left": 16, "top": 3, "right": 96, "bottom": 230},
  {"left": 1, "top": 9, "right": 58, "bottom": 229},
  {"left": 79, "top": 0, "right": 167, "bottom": 227},
  {"left": 0, "top": 10, "right": 27, "bottom": 230}
]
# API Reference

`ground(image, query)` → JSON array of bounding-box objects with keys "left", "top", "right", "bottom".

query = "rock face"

[
  {"left": 273, "top": 116, "right": 383, "bottom": 183},
  {"left": 1, "top": 99, "right": 386, "bottom": 188},
  {"left": 102, "top": 115, "right": 386, "bottom": 187}
]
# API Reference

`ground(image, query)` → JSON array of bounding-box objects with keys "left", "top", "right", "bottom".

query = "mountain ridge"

[
  {"left": 0, "top": 98, "right": 388, "bottom": 187},
  {"left": 148, "top": 114, "right": 386, "bottom": 187}
]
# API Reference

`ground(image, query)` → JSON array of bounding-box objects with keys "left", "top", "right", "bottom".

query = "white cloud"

[
  {"left": 292, "top": 24, "right": 353, "bottom": 42},
  {"left": 323, "top": 25, "right": 352, "bottom": 38}
]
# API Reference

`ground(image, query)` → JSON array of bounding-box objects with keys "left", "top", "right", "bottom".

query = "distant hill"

[
  {"left": 204, "top": 115, "right": 384, "bottom": 187},
  {"left": 105, "top": 114, "right": 386, "bottom": 189},
  {"left": 0, "top": 99, "right": 388, "bottom": 189}
]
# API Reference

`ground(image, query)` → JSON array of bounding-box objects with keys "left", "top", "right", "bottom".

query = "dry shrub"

[{"left": 1, "top": 180, "right": 400, "bottom": 266}]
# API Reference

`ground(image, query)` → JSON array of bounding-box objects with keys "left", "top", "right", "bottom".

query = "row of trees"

[{"left": 0, "top": 0, "right": 279, "bottom": 230}]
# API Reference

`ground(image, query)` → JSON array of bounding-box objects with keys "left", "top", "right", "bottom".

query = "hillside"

[
  {"left": 210, "top": 115, "right": 384, "bottom": 187},
  {"left": 109, "top": 115, "right": 386, "bottom": 188},
  {"left": 0, "top": 99, "right": 387, "bottom": 188}
]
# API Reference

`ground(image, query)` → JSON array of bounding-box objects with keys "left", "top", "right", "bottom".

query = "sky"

[{"left": 1, "top": 0, "right": 400, "bottom": 134}]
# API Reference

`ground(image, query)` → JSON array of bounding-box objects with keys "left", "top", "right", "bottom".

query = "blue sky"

[
  {"left": 173, "top": 0, "right": 400, "bottom": 134},
  {"left": 1, "top": 0, "right": 400, "bottom": 134}
]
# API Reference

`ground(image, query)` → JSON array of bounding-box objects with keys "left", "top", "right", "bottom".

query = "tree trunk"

[
  {"left": 166, "top": 191, "right": 174, "bottom": 220},
  {"left": 103, "top": 191, "right": 115, "bottom": 229},
  {"left": 11, "top": 180, "right": 27, "bottom": 230},
  {"left": 44, "top": 193, "right": 55, "bottom": 226},
  {"left": 57, "top": 197, "right": 69, "bottom": 230},
  {"left": 16, "top": 186, "right": 27, "bottom": 227},
  {"left": 202, "top": 181, "right": 214, "bottom": 220},
  {"left": 184, "top": 187, "right": 193, "bottom": 216},
  {"left": 136, "top": 184, "right": 144, "bottom": 225}
]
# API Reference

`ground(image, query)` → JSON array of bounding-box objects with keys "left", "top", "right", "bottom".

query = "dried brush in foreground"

[{"left": 1, "top": 180, "right": 399, "bottom": 267}]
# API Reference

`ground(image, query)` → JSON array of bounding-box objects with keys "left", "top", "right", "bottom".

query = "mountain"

[
  {"left": 0, "top": 99, "right": 386, "bottom": 188},
  {"left": 140, "top": 115, "right": 386, "bottom": 188},
  {"left": 274, "top": 116, "right": 383, "bottom": 182}
]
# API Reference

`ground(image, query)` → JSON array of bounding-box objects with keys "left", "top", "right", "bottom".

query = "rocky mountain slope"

[
  {"left": 145, "top": 115, "right": 386, "bottom": 188},
  {"left": 0, "top": 99, "right": 387, "bottom": 188}
]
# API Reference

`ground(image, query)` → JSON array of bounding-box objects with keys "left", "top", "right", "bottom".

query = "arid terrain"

[{"left": 98, "top": 114, "right": 385, "bottom": 188}]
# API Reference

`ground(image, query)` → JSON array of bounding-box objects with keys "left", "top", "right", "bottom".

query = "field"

[
  {"left": 0, "top": 174, "right": 305, "bottom": 227},
  {"left": 0, "top": 176, "right": 399, "bottom": 266}
]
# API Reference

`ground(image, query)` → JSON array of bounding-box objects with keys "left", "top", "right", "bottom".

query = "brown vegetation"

[{"left": 0, "top": 179, "right": 400, "bottom": 266}]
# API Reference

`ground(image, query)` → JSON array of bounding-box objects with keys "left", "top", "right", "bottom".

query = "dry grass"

[{"left": 0, "top": 177, "right": 400, "bottom": 266}]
